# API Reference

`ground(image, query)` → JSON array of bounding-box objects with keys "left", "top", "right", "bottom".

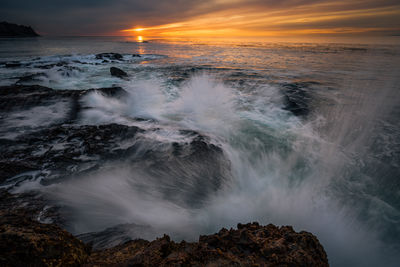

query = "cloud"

[{"left": 0, "top": 0, "right": 399, "bottom": 36}]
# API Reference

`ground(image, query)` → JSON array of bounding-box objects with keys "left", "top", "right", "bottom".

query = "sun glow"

[
  {"left": 137, "top": 36, "right": 143, "bottom": 42},
  {"left": 119, "top": 4, "right": 400, "bottom": 38}
]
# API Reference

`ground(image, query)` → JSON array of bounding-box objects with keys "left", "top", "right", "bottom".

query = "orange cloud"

[{"left": 120, "top": 1, "right": 400, "bottom": 38}]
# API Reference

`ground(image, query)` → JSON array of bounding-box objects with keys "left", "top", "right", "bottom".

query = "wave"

[{"left": 5, "top": 64, "right": 400, "bottom": 266}]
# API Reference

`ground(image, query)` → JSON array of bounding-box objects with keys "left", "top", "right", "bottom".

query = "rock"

[
  {"left": 0, "top": 199, "right": 89, "bottom": 266},
  {"left": 0, "top": 85, "right": 229, "bottom": 208},
  {"left": 96, "top": 53, "right": 123, "bottom": 61},
  {"left": 5, "top": 62, "right": 22, "bottom": 68},
  {"left": 110, "top": 66, "right": 128, "bottom": 78},
  {"left": 0, "top": 21, "right": 39, "bottom": 37},
  {"left": 91, "top": 86, "right": 129, "bottom": 98},
  {"left": 91, "top": 223, "right": 328, "bottom": 266},
  {"left": 0, "top": 193, "right": 329, "bottom": 267},
  {"left": 282, "top": 82, "right": 314, "bottom": 117},
  {"left": 14, "top": 72, "right": 48, "bottom": 84},
  {"left": 77, "top": 223, "right": 155, "bottom": 250},
  {"left": 132, "top": 54, "right": 141, "bottom": 57},
  {"left": 85, "top": 222, "right": 328, "bottom": 266}
]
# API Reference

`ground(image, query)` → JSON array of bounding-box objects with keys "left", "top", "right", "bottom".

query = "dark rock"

[
  {"left": 0, "top": 162, "right": 37, "bottom": 184},
  {"left": 86, "top": 222, "right": 328, "bottom": 266},
  {"left": 0, "top": 211, "right": 89, "bottom": 266},
  {"left": 110, "top": 66, "right": 128, "bottom": 78},
  {"left": 0, "top": 190, "right": 329, "bottom": 267},
  {"left": 0, "top": 84, "right": 229, "bottom": 210},
  {"left": 0, "top": 123, "right": 141, "bottom": 185},
  {"left": 5, "top": 62, "right": 22, "bottom": 68},
  {"left": 0, "top": 84, "right": 127, "bottom": 115},
  {"left": 0, "top": 21, "right": 39, "bottom": 37},
  {"left": 0, "top": 190, "right": 63, "bottom": 226},
  {"left": 14, "top": 72, "right": 48, "bottom": 84},
  {"left": 91, "top": 86, "right": 129, "bottom": 98},
  {"left": 282, "top": 82, "right": 314, "bottom": 117},
  {"left": 132, "top": 54, "right": 141, "bottom": 57},
  {"left": 77, "top": 223, "right": 155, "bottom": 250},
  {"left": 0, "top": 193, "right": 329, "bottom": 267},
  {"left": 96, "top": 53, "right": 123, "bottom": 61}
]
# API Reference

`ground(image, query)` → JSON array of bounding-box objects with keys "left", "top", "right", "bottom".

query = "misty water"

[{"left": 1, "top": 37, "right": 399, "bottom": 266}]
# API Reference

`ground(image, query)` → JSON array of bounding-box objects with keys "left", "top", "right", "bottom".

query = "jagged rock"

[
  {"left": 96, "top": 53, "right": 123, "bottom": 61},
  {"left": 110, "top": 66, "right": 128, "bottom": 78},
  {"left": 0, "top": 85, "right": 229, "bottom": 208},
  {"left": 85, "top": 222, "right": 328, "bottom": 266},
  {"left": 0, "top": 202, "right": 89, "bottom": 266},
  {"left": 0, "top": 194, "right": 329, "bottom": 267},
  {"left": 0, "top": 21, "right": 39, "bottom": 37}
]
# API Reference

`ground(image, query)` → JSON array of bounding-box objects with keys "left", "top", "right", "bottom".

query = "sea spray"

[
  {"left": 3, "top": 39, "right": 399, "bottom": 267},
  {"left": 43, "top": 74, "right": 396, "bottom": 266}
]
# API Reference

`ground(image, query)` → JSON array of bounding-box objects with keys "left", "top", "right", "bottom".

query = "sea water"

[{"left": 0, "top": 36, "right": 399, "bottom": 266}]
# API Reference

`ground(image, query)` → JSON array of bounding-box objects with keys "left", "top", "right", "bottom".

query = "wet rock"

[
  {"left": 0, "top": 206, "right": 89, "bottom": 266},
  {"left": 96, "top": 53, "right": 123, "bottom": 61},
  {"left": 77, "top": 223, "right": 155, "bottom": 250},
  {"left": 132, "top": 54, "right": 141, "bottom": 57},
  {"left": 0, "top": 123, "right": 141, "bottom": 184},
  {"left": 282, "top": 82, "right": 314, "bottom": 117},
  {"left": 0, "top": 84, "right": 127, "bottom": 116},
  {"left": 0, "top": 197, "right": 329, "bottom": 267},
  {"left": 110, "top": 66, "right": 128, "bottom": 78},
  {"left": 86, "top": 222, "right": 329, "bottom": 266},
  {"left": 0, "top": 190, "right": 63, "bottom": 226},
  {"left": 90, "top": 86, "right": 128, "bottom": 98},
  {"left": 5, "top": 62, "right": 22, "bottom": 68},
  {"left": 15, "top": 72, "right": 48, "bottom": 84},
  {"left": 0, "top": 84, "right": 230, "bottom": 212},
  {"left": 0, "top": 162, "right": 37, "bottom": 184}
]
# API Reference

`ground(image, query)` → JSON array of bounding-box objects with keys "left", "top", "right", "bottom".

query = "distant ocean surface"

[{"left": 1, "top": 36, "right": 399, "bottom": 266}]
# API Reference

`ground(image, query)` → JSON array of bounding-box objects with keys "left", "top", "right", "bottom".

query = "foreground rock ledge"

[{"left": 0, "top": 210, "right": 328, "bottom": 266}]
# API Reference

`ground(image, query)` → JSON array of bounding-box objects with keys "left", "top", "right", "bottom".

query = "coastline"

[{"left": 0, "top": 190, "right": 329, "bottom": 266}]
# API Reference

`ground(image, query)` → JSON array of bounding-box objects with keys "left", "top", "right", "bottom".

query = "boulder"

[
  {"left": 110, "top": 66, "right": 128, "bottom": 78},
  {"left": 96, "top": 53, "right": 123, "bottom": 61}
]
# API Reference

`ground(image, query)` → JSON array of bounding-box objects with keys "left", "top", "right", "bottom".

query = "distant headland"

[{"left": 0, "top": 21, "right": 39, "bottom": 37}]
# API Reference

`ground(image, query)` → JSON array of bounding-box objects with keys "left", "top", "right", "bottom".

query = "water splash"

[{"left": 14, "top": 66, "right": 400, "bottom": 267}]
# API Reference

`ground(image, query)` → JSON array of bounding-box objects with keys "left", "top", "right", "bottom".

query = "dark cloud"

[
  {"left": 0, "top": 0, "right": 398, "bottom": 35},
  {"left": 0, "top": 0, "right": 209, "bottom": 35}
]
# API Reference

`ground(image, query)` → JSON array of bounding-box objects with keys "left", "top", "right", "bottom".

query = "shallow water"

[{"left": 1, "top": 36, "right": 400, "bottom": 266}]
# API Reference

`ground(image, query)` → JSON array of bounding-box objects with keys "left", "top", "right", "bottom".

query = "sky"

[{"left": 1, "top": 0, "right": 399, "bottom": 38}]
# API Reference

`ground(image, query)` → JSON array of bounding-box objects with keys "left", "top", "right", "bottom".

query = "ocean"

[{"left": 0, "top": 36, "right": 399, "bottom": 266}]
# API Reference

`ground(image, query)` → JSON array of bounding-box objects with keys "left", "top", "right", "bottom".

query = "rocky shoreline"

[
  {"left": 0, "top": 190, "right": 328, "bottom": 266},
  {"left": 0, "top": 81, "right": 329, "bottom": 266}
]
